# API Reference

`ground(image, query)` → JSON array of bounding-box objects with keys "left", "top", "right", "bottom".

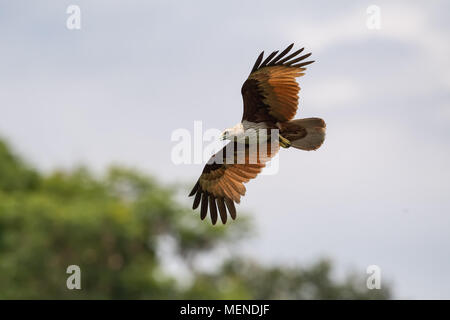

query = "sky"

[{"left": 0, "top": 0, "right": 449, "bottom": 298}]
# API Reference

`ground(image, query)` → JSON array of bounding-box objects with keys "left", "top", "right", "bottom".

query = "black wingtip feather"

[
  {"left": 193, "top": 191, "right": 202, "bottom": 210},
  {"left": 209, "top": 196, "right": 218, "bottom": 225},
  {"left": 250, "top": 45, "right": 314, "bottom": 73},
  {"left": 285, "top": 52, "right": 312, "bottom": 66},
  {"left": 200, "top": 192, "right": 208, "bottom": 220},
  {"left": 251, "top": 51, "right": 264, "bottom": 73},
  {"left": 292, "top": 60, "right": 315, "bottom": 68},
  {"left": 224, "top": 198, "right": 236, "bottom": 220},
  {"left": 217, "top": 198, "right": 228, "bottom": 224},
  {"left": 188, "top": 181, "right": 199, "bottom": 197},
  {"left": 259, "top": 50, "right": 278, "bottom": 69},
  {"left": 268, "top": 43, "right": 294, "bottom": 66},
  {"left": 277, "top": 47, "right": 305, "bottom": 65}
]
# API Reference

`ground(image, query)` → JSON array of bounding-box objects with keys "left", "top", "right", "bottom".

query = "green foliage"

[
  {"left": 187, "top": 259, "right": 389, "bottom": 299},
  {"left": 0, "top": 139, "right": 390, "bottom": 299},
  {"left": 0, "top": 140, "right": 40, "bottom": 192}
]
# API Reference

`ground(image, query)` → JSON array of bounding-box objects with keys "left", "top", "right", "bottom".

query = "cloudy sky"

[{"left": 1, "top": 0, "right": 449, "bottom": 298}]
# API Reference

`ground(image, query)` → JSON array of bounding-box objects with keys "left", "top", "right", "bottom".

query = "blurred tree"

[
  {"left": 0, "top": 139, "right": 390, "bottom": 299},
  {"left": 0, "top": 140, "right": 40, "bottom": 192}
]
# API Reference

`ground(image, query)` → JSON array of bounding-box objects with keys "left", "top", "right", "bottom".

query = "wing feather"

[
  {"left": 209, "top": 196, "right": 218, "bottom": 225},
  {"left": 192, "top": 191, "right": 202, "bottom": 209},
  {"left": 189, "top": 142, "right": 279, "bottom": 224},
  {"left": 225, "top": 198, "right": 237, "bottom": 220},
  {"left": 216, "top": 197, "right": 227, "bottom": 224},
  {"left": 241, "top": 44, "right": 314, "bottom": 123},
  {"left": 267, "top": 43, "right": 294, "bottom": 66},
  {"left": 200, "top": 192, "right": 208, "bottom": 220}
]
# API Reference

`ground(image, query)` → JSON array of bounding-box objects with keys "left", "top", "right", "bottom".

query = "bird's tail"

[{"left": 278, "top": 118, "right": 326, "bottom": 150}]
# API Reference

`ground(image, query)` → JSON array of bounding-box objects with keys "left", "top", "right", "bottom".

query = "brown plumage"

[
  {"left": 189, "top": 141, "right": 279, "bottom": 225},
  {"left": 189, "top": 44, "right": 326, "bottom": 224},
  {"left": 241, "top": 43, "right": 314, "bottom": 123}
]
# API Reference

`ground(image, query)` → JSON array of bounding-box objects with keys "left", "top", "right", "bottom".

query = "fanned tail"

[{"left": 278, "top": 118, "right": 326, "bottom": 151}]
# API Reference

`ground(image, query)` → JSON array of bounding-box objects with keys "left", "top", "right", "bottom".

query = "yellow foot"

[{"left": 279, "top": 135, "right": 291, "bottom": 148}]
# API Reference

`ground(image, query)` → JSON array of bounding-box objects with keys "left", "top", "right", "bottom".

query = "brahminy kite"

[{"left": 189, "top": 44, "right": 326, "bottom": 224}]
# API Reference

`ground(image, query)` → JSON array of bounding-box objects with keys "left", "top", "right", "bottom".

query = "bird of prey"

[{"left": 189, "top": 44, "right": 326, "bottom": 225}]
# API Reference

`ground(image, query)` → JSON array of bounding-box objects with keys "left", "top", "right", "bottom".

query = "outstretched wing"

[
  {"left": 189, "top": 142, "right": 279, "bottom": 225},
  {"left": 241, "top": 43, "right": 314, "bottom": 123}
]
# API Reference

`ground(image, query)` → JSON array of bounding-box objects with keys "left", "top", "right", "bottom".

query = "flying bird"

[{"left": 189, "top": 44, "right": 326, "bottom": 224}]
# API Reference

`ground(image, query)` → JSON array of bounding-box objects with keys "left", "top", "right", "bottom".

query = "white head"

[{"left": 221, "top": 123, "right": 244, "bottom": 141}]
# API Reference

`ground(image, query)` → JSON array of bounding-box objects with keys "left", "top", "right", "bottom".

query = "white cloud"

[{"left": 286, "top": 2, "right": 450, "bottom": 91}]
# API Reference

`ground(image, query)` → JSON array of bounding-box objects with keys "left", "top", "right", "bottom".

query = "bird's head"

[{"left": 221, "top": 123, "right": 244, "bottom": 141}]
